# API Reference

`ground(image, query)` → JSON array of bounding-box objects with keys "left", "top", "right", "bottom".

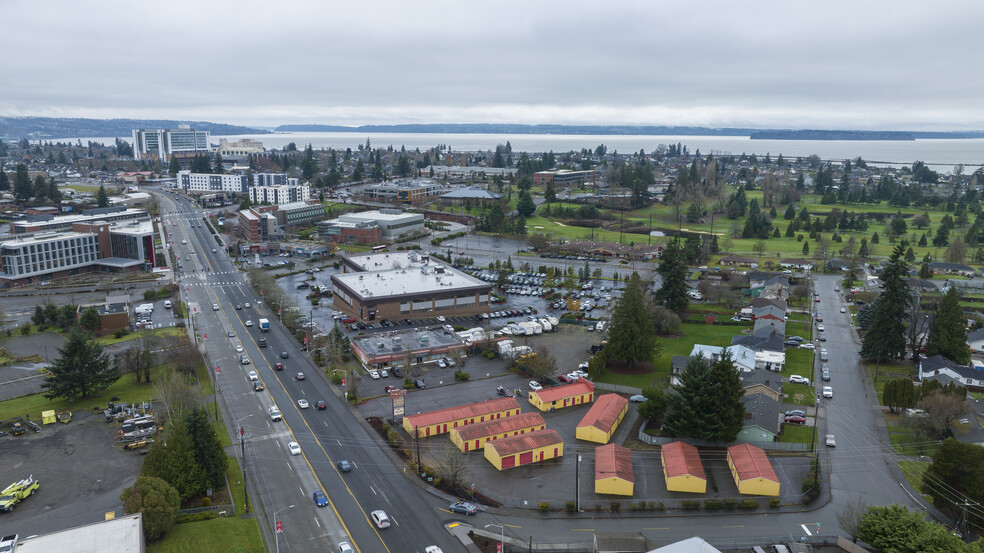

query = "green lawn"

[
  {"left": 779, "top": 424, "right": 816, "bottom": 447},
  {"left": 887, "top": 425, "right": 940, "bottom": 457},
  {"left": 597, "top": 322, "right": 749, "bottom": 388},
  {"left": 897, "top": 460, "right": 930, "bottom": 498},
  {"left": 784, "top": 348, "right": 813, "bottom": 379},
  {"left": 0, "top": 365, "right": 171, "bottom": 422},
  {"left": 783, "top": 382, "right": 816, "bottom": 406},
  {"left": 95, "top": 326, "right": 186, "bottom": 346},
  {"left": 785, "top": 321, "right": 811, "bottom": 342}
]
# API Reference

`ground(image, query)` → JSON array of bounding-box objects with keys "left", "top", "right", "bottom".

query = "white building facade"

[{"left": 132, "top": 127, "right": 209, "bottom": 161}]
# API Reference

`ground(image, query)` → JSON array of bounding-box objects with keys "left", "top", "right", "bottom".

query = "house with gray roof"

[
  {"left": 439, "top": 187, "right": 504, "bottom": 205},
  {"left": 753, "top": 318, "right": 786, "bottom": 336},
  {"left": 929, "top": 262, "right": 975, "bottom": 276},
  {"left": 732, "top": 330, "right": 784, "bottom": 353},
  {"left": 741, "top": 370, "right": 782, "bottom": 402},
  {"left": 919, "top": 354, "right": 984, "bottom": 390},
  {"left": 969, "top": 328, "right": 984, "bottom": 353},
  {"left": 737, "top": 393, "right": 781, "bottom": 443}
]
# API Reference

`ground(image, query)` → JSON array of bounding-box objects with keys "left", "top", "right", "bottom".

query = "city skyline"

[{"left": 2, "top": 0, "right": 982, "bottom": 131}]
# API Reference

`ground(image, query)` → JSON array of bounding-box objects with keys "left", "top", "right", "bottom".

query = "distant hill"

[
  {"left": 277, "top": 123, "right": 984, "bottom": 140},
  {"left": 0, "top": 117, "right": 267, "bottom": 140},
  {"left": 274, "top": 123, "right": 758, "bottom": 136}
]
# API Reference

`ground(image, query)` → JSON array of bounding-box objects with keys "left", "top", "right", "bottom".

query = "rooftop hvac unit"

[
  {"left": 420, "top": 335, "right": 429, "bottom": 342},
  {"left": 377, "top": 342, "right": 385, "bottom": 349}
]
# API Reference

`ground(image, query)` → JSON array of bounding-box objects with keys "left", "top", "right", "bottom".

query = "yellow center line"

[
  {"left": 723, "top": 525, "right": 744, "bottom": 528},
  {"left": 644, "top": 527, "right": 670, "bottom": 530},
  {"left": 208, "top": 280, "right": 389, "bottom": 553},
  {"left": 503, "top": 523, "right": 522, "bottom": 529},
  {"left": 571, "top": 528, "right": 595, "bottom": 532}
]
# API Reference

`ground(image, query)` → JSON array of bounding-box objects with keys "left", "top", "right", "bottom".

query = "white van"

[{"left": 164, "top": 300, "right": 172, "bottom": 309}]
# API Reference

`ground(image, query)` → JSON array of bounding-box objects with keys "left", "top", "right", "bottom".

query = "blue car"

[{"left": 313, "top": 490, "right": 329, "bottom": 507}]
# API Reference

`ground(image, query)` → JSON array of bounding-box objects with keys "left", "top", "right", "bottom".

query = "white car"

[
  {"left": 298, "top": 399, "right": 309, "bottom": 409},
  {"left": 212, "top": 248, "right": 217, "bottom": 253},
  {"left": 368, "top": 370, "right": 380, "bottom": 380},
  {"left": 244, "top": 302, "right": 251, "bottom": 308},
  {"left": 840, "top": 307, "right": 847, "bottom": 313},
  {"left": 248, "top": 371, "right": 258, "bottom": 381},
  {"left": 788, "top": 375, "right": 810, "bottom": 385},
  {"left": 425, "top": 547, "right": 444, "bottom": 553},
  {"left": 235, "top": 345, "right": 243, "bottom": 353},
  {"left": 800, "top": 343, "right": 816, "bottom": 350},
  {"left": 245, "top": 320, "right": 253, "bottom": 327},
  {"left": 437, "top": 316, "right": 446, "bottom": 322},
  {"left": 529, "top": 380, "right": 543, "bottom": 391},
  {"left": 816, "top": 324, "right": 825, "bottom": 331},
  {"left": 370, "top": 510, "right": 391, "bottom": 528},
  {"left": 822, "top": 386, "right": 833, "bottom": 398},
  {"left": 288, "top": 441, "right": 301, "bottom": 455},
  {"left": 338, "top": 543, "right": 356, "bottom": 553},
  {"left": 437, "top": 360, "right": 447, "bottom": 368}
]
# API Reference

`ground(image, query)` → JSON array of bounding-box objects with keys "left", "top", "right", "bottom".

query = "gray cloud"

[{"left": 1, "top": 0, "right": 981, "bottom": 130}]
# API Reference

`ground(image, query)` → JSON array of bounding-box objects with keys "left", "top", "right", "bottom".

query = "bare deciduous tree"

[
  {"left": 914, "top": 392, "right": 971, "bottom": 440},
  {"left": 438, "top": 444, "right": 470, "bottom": 491},
  {"left": 906, "top": 297, "right": 932, "bottom": 361},
  {"left": 153, "top": 370, "right": 196, "bottom": 425},
  {"left": 835, "top": 495, "right": 868, "bottom": 543}
]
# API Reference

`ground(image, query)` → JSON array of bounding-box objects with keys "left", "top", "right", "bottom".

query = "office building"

[
  {"left": 363, "top": 178, "right": 444, "bottom": 204},
  {"left": 273, "top": 201, "right": 325, "bottom": 226},
  {"left": 216, "top": 138, "right": 265, "bottom": 159},
  {"left": 316, "top": 219, "right": 381, "bottom": 245},
  {"left": 532, "top": 169, "right": 596, "bottom": 187},
  {"left": 330, "top": 251, "right": 491, "bottom": 321},
  {"left": 9, "top": 207, "right": 149, "bottom": 236},
  {"left": 132, "top": 126, "right": 209, "bottom": 161},
  {"left": 176, "top": 171, "right": 249, "bottom": 194},
  {"left": 237, "top": 206, "right": 281, "bottom": 242},
  {"left": 0, "top": 219, "right": 155, "bottom": 286}
]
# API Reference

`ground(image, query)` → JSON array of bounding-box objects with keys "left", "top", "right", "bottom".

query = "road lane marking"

[
  {"left": 723, "top": 525, "right": 744, "bottom": 528},
  {"left": 644, "top": 528, "right": 669, "bottom": 530},
  {"left": 572, "top": 529, "right": 594, "bottom": 531},
  {"left": 800, "top": 524, "right": 813, "bottom": 536},
  {"left": 503, "top": 523, "right": 522, "bottom": 529}
]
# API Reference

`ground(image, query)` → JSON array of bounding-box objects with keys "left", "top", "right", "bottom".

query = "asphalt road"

[{"left": 159, "top": 189, "right": 935, "bottom": 551}]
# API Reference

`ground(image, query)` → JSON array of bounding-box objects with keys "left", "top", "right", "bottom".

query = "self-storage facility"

[
  {"left": 402, "top": 397, "right": 520, "bottom": 437},
  {"left": 484, "top": 429, "right": 564, "bottom": 470},
  {"left": 660, "top": 441, "right": 707, "bottom": 494},
  {"left": 575, "top": 393, "right": 629, "bottom": 444},
  {"left": 727, "top": 443, "right": 780, "bottom": 496},
  {"left": 528, "top": 380, "right": 594, "bottom": 412},
  {"left": 594, "top": 443, "right": 634, "bottom": 496},
  {"left": 450, "top": 412, "right": 546, "bottom": 452}
]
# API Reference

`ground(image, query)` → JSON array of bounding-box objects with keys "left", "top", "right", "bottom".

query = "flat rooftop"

[
  {"left": 110, "top": 219, "right": 155, "bottom": 235},
  {"left": 351, "top": 326, "right": 464, "bottom": 357},
  {"left": 14, "top": 513, "right": 143, "bottom": 553},
  {"left": 342, "top": 251, "right": 433, "bottom": 272},
  {"left": 339, "top": 209, "right": 423, "bottom": 222},
  {"left": 11, "top": 208, "right": 146, "bottom": 228},
  {"left": 0, "top": 230, "right": 90, "bottom": 246},
  {"left": 332, "top": 264, "right": 489, "bottom": 299}
]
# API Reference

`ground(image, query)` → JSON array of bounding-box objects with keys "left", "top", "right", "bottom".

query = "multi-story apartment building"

[
  {"left": 248, "top": 183, "right": 310, "bottom": 205},
  {"left": 176, "top": 171, "right": 249, "bottom": 194}
]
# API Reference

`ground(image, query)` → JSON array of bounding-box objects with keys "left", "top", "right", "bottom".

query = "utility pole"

[
  {"left": 415, "top": 427, "right": 421, "bottom": 474},
  {"left": 241, "top": 425, "right": 249, "bottom": 513},
  {"left": 575, "top": 449, "right": 581, "bottom": 512}
]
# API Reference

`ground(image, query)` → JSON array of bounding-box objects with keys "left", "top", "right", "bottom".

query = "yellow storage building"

[
  {"left": 594, "top": 443, "right": 634, "bottom": 496},
  {"left": 484, "top": 429, "right": 563, "bottom": 470},
  {"left": 727, "top": 443, "right": 780, "bottom": 497},
  {"left": 528, "top": 380, "right": 594, "bottom": 412},
  {"left": 660, "top": 441, "right": 707, "bottom": 494},
  {"left": 402, "top": 397, "right": 520, "bottom": 437},
  {"left": 575, "top": 394, "right": 629, "bottom": 443},
  {"left": 450, "top": 412, "right": 546, "bottom": 452}
]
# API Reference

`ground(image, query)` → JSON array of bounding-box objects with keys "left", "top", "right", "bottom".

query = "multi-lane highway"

[{"left": 159, "top": 190, "right": 934, "bottom": 551}]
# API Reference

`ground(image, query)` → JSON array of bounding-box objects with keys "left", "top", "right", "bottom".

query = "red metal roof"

[
  {"left": 595, "top": 443, "right": 633, "bottom": 482},
  {"left": 404, "top": 397, "right": 520, "bottom": 430},
  {"left": 486, "top": 429, "right": 562, "bottom": 456},
  {"left": 727, "top": 443, "right": 779, "bottom": 483},
  {"left": 534, "top": 380, "right": 594, "bottom": 403},
  {"left": 454, "top": 412, "right": 546, "bottom": 441},
  {"left": 576, "top": 394, "right": 628, "bottom": 434},
  {"left": 660, "top": 441, "right": 706, "bottom": 480}
]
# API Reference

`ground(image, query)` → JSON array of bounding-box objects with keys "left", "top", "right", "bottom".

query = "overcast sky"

[{"left": 2, "top": 0, "right": 982, "bottom": 130}]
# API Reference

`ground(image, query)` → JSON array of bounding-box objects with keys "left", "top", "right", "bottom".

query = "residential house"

[
  {"left": 732, "top": 330, "right": 785, "bottom": 353},
  {"left": 719, "top": 254, "right": 759, "bottom": 266},
  {"left": 736, "top": 393, "right": 781, "bottom": 443},
  {"left": 689, "top": 344, "right": 724, "bottom": 361},
  {"left": 749, "top": 297, "right": 788, "bottom": 312},
  {"left": 753, "top": 317, "right": 786, "bottom": 336},
  {"left": 929, "top": 262, "right": 975, "bottom": 277},
  {"left": 826, "top": 258, "right": 851, "bottom": 272},
  {"left": 758, "top": 282, "right": 789, "bottom": 301},
  {"left": 969, "top": 328, "right": 984, "bottom": 354},
  {"left": 755, "top": 350, "right": 785, "bottom": 372},
  {"left": 727, "top": 345, "right": 757, "bottom": 372},
  {"left": 670, "top": 355, "right": 690, "bottom": 386},
  {"left": 752, "top": 304, "right": 785, "bottom": 322},
  {"left": 919, "top": 355, "right": 984, "bottom": 391},
  {"left": 741, "top": 371, "right": 782, "bottom": 402},
  {"left": 779, "top": 258, "right": 814, "bottom": 270}
]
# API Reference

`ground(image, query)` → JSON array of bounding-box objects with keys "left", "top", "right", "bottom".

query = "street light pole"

[
  {"left": 237, "top": 414, "right": 254, "bottom": 513},
  {"left": 274, "top": 504, "right": 295, "bottom": 553},
  {"left": 485, "top": 523, "right": 504, "bottom": 553}
]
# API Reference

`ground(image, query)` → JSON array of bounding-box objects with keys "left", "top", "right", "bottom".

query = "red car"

[
  {"left": 315, "top": 400, "right": 328, "bottom": 410},
  {"left": 274, "top": 362, "right": 283, "bottom": 371},
  {"left": 784, "top": 415, "right": 807, "bottom": 424},
  {"left": 384, "top": 385, "right": 398, "bottom": 393},
  {"left": 556, "top": 374, "right": 572, "bottom": 383}
]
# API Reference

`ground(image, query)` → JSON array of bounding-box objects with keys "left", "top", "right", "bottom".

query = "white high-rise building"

[{"left": 132, "top": 126, "right": 209, "bottom": 161}]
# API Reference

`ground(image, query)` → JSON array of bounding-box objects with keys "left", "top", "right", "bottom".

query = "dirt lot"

[{"left": 0, "top": 411, "right": 143, "bottom": 536}]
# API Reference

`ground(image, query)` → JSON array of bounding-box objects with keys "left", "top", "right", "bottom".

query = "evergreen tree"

[
  {"left": 212, "top": 153, "right": 224, "bottom": 174},
  {"left": 120, "top": 476, "right": 180, "bottom": 542},
  {"left": 861, "top": 244, "right": 911, "bottom": 361},
  {"left": 784, "top": 204, "right": 796, "bottom": 220},
  {"left": 33, "top": 175, "right": 47, "bottom": 201},
  {"left": 919, "top": 262, "right": 932, "bottom": 279},
  {"left": 0, "top": 170, "right": 8, "bottom": 191},
  {"left": 396, "top": 155, "right": 412, "bottom": 177},
  {"left": 802, "top": 241, "right": 810, "bottom": 255},
  {"left": 47, "top": 178, "right": 61, "bottom": 202},
  {"left": 926, "top": 287, "right": 970, "bottom": 364},
  {"left": 13, "top": 163, "right": 32, "bottom": 200},
  {"left": 544, "top": 181, "right": 556, "bottom": 204},
  {"left": 606, "top": 273, "right": 658, "bottom": 368},
  {"left": 905, "top": 247, "right": 916, "bottom": 262},
  {"left": 785, "top": 223, "right": 795, "bottom": 238},
  {"left": 871, "top": 232, "right": 880, "bottom": 244},
  {"left": 96, "top": 185, "right": 109, "bottom": 207},
  {"left": 662, "top": 356, "right": 720, "bottom": 440},
  {"left": 168, "top": 155, "right": 181, "bottom": 177},
  {"left": 140, "top": 418, "right": 209, "bottom": 501},
  {"left": 183, "top": 406, "right": 229, "bottom": 491},
  {"left": 41, "top": 328, "right": 117, "bottom": 400},
  {"left": 79, "top": 306, "right": 101, "bottom": 333},
  {"left": 654, "top": 239, "right": 690, "bottom": 313},
  {"left": 710, "top": 353, "right": 745, "bottom": 442},
  {"left": 516, "top": 192, "right": 536, "bottom": 217},
  {"left": 858, "top": 238, "right": 869, "bottom": 258}
]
